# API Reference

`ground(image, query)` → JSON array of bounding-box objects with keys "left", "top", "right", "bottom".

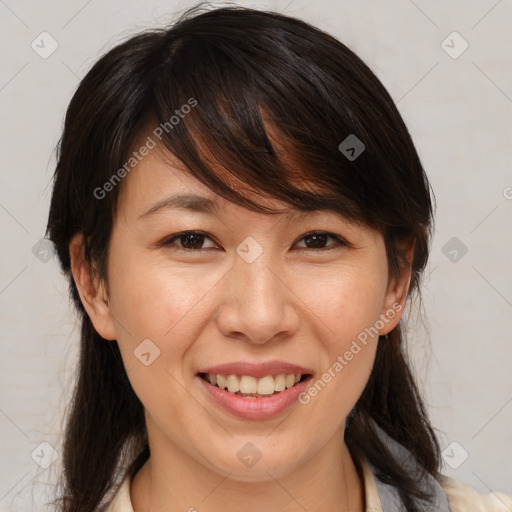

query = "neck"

[{"left": 131, "top": 427, "right": 364, "bottom": 512}]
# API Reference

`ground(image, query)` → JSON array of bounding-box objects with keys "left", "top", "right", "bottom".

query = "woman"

[{"left": 46, "top": 5, "right": 511, "bottom": 512}]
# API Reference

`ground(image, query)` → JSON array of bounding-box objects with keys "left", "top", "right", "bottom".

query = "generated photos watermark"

[
  {"left": 298, "top": 302, "right": 402, "bottom": 404},
  {"left": 93, "top": 97, "right": 197, "bottom": 200}
]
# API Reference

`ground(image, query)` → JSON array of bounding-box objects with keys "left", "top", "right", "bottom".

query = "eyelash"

[{"left": 159, "top": 230, "right": 349, "bottom": 252}]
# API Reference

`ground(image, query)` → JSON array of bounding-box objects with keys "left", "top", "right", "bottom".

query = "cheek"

[
  {"left": 292, "top": 262, "right": 387, "bottom": 423},
  {"left": 104, "top": 246, "right": 225, "bottom": 396},
  {"left": 292, "top": 259, "right": 388, "bottom": 343},
  {"left": 107, "top": 247, "right": 220, "bottom": 342},
  {"left": 104, "top": 250, "right": 222, "bottom": 431}
]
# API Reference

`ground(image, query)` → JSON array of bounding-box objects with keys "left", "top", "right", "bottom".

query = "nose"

[{"left": 215, "top": 253, "right": 301, "bottom": 345}]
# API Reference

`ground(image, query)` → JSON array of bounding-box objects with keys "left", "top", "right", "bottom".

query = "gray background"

[{"left": 1, "top": 0, "right": 511, "bottom": 510}]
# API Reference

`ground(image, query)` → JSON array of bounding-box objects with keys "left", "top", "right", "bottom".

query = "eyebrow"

[
  {"left": 138, "top": 194, "right": 221, "bottom": 220},
  {"left": 137, "top": 193, "right": 329, "bottom": 222}
]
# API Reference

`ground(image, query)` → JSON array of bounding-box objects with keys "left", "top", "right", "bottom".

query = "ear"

[
  {"left": 379, "top": 240, "right": 415, "bottom": 335},
  {"left": 69, "top": 233, "right": 117, "bottom": 340}
]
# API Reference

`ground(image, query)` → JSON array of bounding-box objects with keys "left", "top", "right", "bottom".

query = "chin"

[{"left": 205, "top": 449, "right": 303, "bottom": 483}]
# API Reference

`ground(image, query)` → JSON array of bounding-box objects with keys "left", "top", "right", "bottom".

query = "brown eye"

[
  {"left": 295, "top": 232, "right": 342, "bottom": 250},
  {"left": 162, "top": 231, "right": 218, "bottom": 251},
  {"left": 180, "top": 232, "right": 206, "bottom": 249},
  {"left": 303, "top": 233, "right": 329, "bottom": 248}
]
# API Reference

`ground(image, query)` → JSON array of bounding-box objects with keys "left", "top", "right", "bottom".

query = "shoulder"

[
  {"left": 98, "top": 473, "right": 133, "bottom": 512},
  {"left": 439, "top": 475, "right": 512, "bottom": 512}
]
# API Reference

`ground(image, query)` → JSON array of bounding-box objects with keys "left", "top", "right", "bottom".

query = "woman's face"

[{"left": 73, "top": 148, "right": 408, "bottom": 481}]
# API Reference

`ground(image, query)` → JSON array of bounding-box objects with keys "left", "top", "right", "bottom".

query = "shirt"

[{"left": 102, "top": 454, "right": 512, "bottom": 512}]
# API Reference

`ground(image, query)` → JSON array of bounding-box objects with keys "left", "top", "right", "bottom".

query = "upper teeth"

[{"left": 206, "top": 373, "right": 302, "bottom": 395}]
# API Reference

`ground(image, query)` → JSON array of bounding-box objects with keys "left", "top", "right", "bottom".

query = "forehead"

[
  {"left": 116, "top": 146, "right": 312, "bottom": 222},
  {"left": 112, "top": 146, "right": 371, "bottom": 241}
]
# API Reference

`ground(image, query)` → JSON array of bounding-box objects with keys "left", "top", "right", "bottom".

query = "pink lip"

[
  {"left": 197, "top": 374, "right": 313, "bottom": 420},
  {"left": 197, "top": 361, "right": 313, "bottom": 378}
]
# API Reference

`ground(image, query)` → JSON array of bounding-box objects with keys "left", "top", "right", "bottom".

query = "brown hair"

[{"left": 46, "top": 5, "right": 439, "bottom": 511}]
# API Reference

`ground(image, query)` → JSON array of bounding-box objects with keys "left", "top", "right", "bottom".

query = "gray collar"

[{"left": 368, "top": 423, "right": 452, "bottom": 511}]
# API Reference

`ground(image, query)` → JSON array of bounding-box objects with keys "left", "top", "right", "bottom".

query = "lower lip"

[{"left": 197, "top": 375, "right": 313, "bottom": 420}]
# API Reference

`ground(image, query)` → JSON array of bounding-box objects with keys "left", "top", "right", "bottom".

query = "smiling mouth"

[{"left": 198, "top": 372, "right": 311, "bottom": 398}]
